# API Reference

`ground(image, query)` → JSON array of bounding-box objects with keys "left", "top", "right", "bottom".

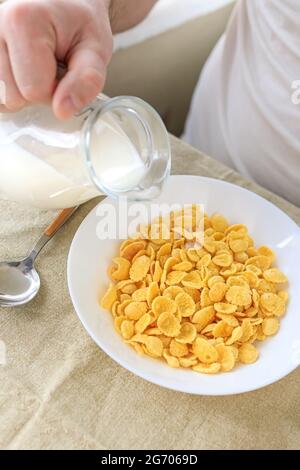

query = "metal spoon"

[{"left": 0, "top": 207, "right": 78, "bottom": 307}]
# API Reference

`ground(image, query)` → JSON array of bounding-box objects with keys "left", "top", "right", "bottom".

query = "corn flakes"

[
  {"left": 192, "top": 337, "right": 219, "bottom": 364},
  {"left": 226, "top": 286, "right": 252, "bottom": 307},
  {"left": 209, "top": 282, "right": 227, "bottom": 302},
  {"left": 169, "top": 339, "right": 189, "bottom": 358},
  {"left": 182, "top": 271, "right": 203, "bottom": 289},
  {"left": 124, "top": 301, "right": 148, "bottom": 320},
  {"left": 215, "top": 343, "right": 235, "bottom": 372},
  {"left": 100, "top": 285, "right": 117, "bottom": 311},
  {"left": 130, "top": 255, "right": 151, "bottom": 282},
  {"left": 163, "top": 350, "right": 180, "bottom": 368},
  {"left": 176, "top": 322, "right": 197, "bottom": 344},
  {"left": 238, "top": 343, "right": 259, "bottom": 364},
  {"left": 135, "top": 313, "right": 153, "bottom": 334},
  {"left": 163, "top": 286, "right": 183, "bottom": 300},
  {"left": 262, "top": 317, "right": 280, "bottom": 336},
  {"left": 121, "top": 320, "right": 135, "bottom": 340},
  {"left": 192, "top": 306, "right": 215, "bottom": 330},
  {"left": 263, "top": 268, "right": 288, "bottom": 284},
  {"left": 193, "top": 362, "right": 221, "bottom": 374},
  {"left": 157, "top": 312, "right": 181, "bottom": 337},
  {"left": 152, "top": 296, "right": 177, "bottom": 316},
  {"left": 145, "top": 336, "right": 163, "bottom": 357},
  {"left": 121, "top": 240, "right": 146, "bottom": 261},
  {"left": 100, "top": 209, "right": 289, "bottom": 375},
  {"left": 175, "top": 292, "right": 196, "bottom": 317}
]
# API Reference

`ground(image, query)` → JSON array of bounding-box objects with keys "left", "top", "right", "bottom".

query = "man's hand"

[{"left": 0, "top": 0, "right": 113, "bottom": 119}]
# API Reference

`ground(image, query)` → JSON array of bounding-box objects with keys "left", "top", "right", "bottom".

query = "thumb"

[{"left": 52, "top": 42, "right": 111, "bottom": 119}]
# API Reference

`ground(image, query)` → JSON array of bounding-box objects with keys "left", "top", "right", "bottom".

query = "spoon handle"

[
  {"left": 30, "top": 207, "right": 78, "bottom": 262},
  {"left": 44, "top": 207, "right": 78, "bottom": 237}
]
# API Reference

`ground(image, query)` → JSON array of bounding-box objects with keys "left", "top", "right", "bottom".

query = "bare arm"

[{"left": 109, "top": 0, "right": 158, "bottom": 33}]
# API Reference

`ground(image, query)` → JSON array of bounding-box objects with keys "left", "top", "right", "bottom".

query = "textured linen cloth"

[{"left": 0, "top": 136, "right": 300, "bottom": 450}]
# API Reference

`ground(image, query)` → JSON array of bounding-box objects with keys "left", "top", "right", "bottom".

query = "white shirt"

[{"left": 184, "top": 0, "right": 300, "bottom": 206}]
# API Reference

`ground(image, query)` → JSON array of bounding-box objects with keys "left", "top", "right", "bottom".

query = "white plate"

[{"left": 67, "top": 176, "right": 300, "bottom": 395}]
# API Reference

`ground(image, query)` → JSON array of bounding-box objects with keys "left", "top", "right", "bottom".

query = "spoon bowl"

[{"left": 0, "top": 259, "right": 40, "bottom": 307}]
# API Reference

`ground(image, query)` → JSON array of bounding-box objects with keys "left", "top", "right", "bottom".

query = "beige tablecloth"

[{"left": 1, "top": 136, "right": 300, "bottom": 450}]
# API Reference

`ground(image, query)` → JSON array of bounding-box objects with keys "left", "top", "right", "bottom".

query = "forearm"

[{"left": 108, "top": 0, "right": 158, "bottom": 33}]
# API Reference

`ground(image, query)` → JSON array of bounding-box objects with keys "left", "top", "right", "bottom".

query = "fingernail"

[{"left": 60, "top": 95, "right": 78, "bottom": 116}]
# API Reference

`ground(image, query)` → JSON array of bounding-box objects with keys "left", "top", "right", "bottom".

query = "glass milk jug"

[{"left": 0, "top": 95, "right": 171, "bottom": 209}]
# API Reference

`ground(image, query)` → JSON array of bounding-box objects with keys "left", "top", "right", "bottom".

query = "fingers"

[
  {"left": 0, "top": 39, "right": 26, "bottom": 111},
  {"left": 4, "top": 1, "right": 57, "bottom": 104},
  {"left": 0, "top": 0, "right": 113, "bottom": 118},
  {"left": 52, "top": 41, "right": 112, "bottom": 120}
]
